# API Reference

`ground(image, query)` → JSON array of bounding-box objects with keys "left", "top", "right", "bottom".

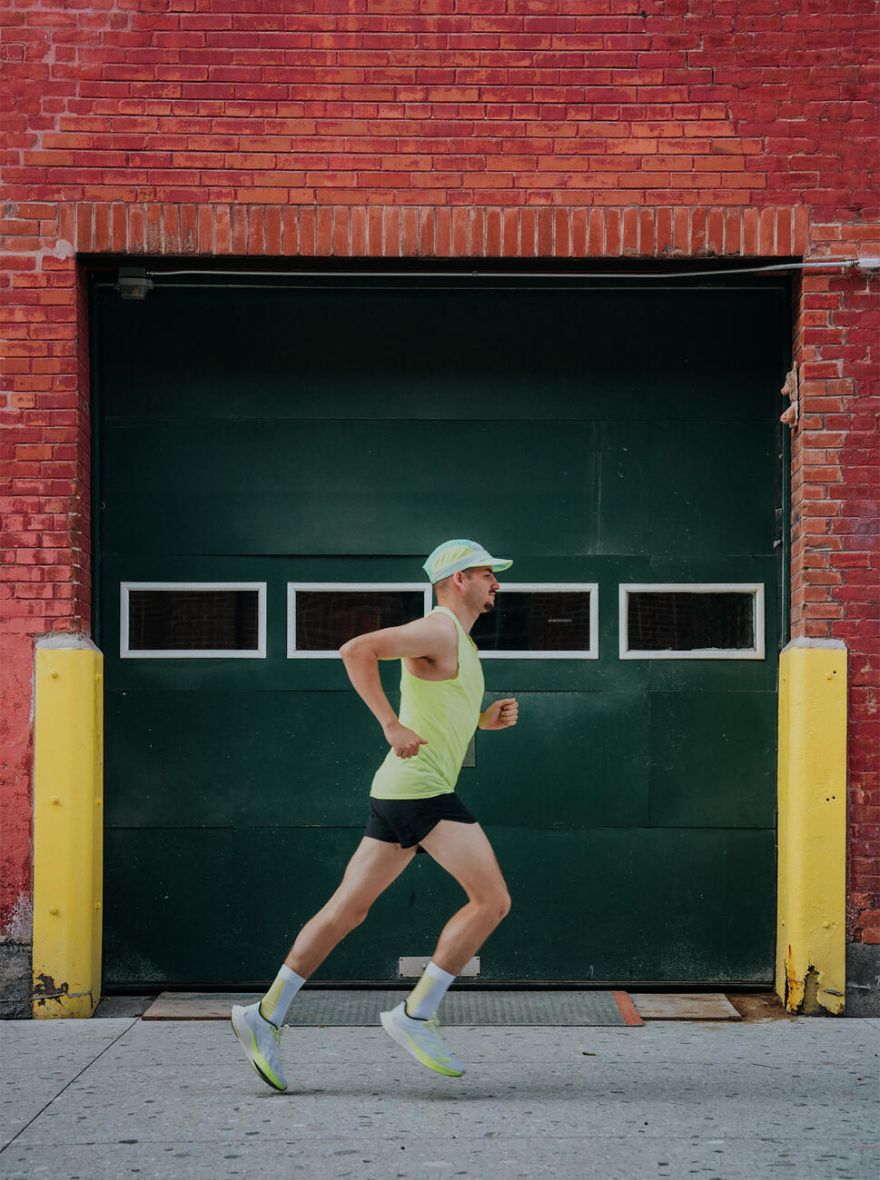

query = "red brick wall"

[
  {"left": 1, "top": 0, "right": 878, "bottom": 946},
  {"left": 792, "top": 264, "right": 880, "bottom": 951}
]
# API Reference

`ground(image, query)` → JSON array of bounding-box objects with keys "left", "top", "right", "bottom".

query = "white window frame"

[
  {"left": 287, "top": 581, "right": 599, "bottom": 659},
  {"left": 618, "top": 583, "right": 765, "bottom": 661},
  {"left": 477, "top": 582, "right": 599, "bottom": 660},
  {"left": 120, "top": 581, "right": 267, "bottom": 659},
  {"left": 288, "top": 582, "right": 432, "bottom": 659}
]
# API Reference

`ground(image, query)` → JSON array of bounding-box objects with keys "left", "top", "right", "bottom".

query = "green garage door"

[{"left": 93, "top": 272, "right": 789, "bottom": 988}]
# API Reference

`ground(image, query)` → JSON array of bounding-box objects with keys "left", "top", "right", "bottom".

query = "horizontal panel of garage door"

[
  {"left": 97, "top": 284, "right": 786, "bottom": 422},
  {"left": 104, "top": 685, "right": 776, "bottom": 836},
  {"left": 100, "top": 418, "right": 773, "bottom": 558},
  {"left": 103, "top": 825, "right": 775, "bottom": 987}
]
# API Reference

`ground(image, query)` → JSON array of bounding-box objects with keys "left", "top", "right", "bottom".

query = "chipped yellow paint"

[
  {"left": 32, "top": 640, "right": 104, "bottom": 1018},
  {"left": 775, "top": 640, "right": 846, "bottom": 1015},
  {"left": 783, "top": 944, "right": 803, "bottom": 1012}
]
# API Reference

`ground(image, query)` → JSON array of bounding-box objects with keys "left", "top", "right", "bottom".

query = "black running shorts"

[{"left": 365, "top": 794, "right": 477, "bottom": 851}]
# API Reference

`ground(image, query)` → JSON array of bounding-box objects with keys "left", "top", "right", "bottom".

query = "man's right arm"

[{"left": 339, "top": 614, "right": 453, "bottom": 759}]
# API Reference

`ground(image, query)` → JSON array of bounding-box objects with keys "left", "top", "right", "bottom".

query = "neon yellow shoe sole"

[
  {"left": 380, "top": 1003, "right": 465, "bottom": 1077},
  {"left": 231, "top": 1003, "right": 287, "bottom": 1092}
]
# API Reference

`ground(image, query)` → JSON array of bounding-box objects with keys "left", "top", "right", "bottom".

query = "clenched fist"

[
  {"left": 479, "top": 698, "right": 519, "bottom": 731},
  {"left": 383, "top": 719, "right": 428, "bottom": 759}
]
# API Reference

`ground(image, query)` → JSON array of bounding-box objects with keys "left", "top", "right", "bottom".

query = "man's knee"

[
  {"left": 476, "top": 888, "right": 511, "bottom": 926},
  {"left": 496, "top": 890, "right": 512, "bottom": 923},
  {"left": 328, "top": 898, "right": 371, "bottom": 934}
]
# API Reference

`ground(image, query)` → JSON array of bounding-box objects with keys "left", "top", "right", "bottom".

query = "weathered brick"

[{"left": 1, "top": 0, "right": 878, "bottom": 962}]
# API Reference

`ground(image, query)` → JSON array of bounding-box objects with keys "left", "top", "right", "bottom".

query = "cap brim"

[
  {"left": 469, "top": 557, "right": 512, "bottom": 573},
  {"left": 426, "top": 553, "right": 513, "bottom": 582}
]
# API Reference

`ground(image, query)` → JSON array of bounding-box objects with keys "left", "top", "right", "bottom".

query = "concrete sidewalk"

[{"left": 1, "top": 1010, "right": 878, "bottom": 1179}]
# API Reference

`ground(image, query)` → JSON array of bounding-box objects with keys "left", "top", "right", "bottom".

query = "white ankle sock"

[
  {"left": 259, "top": 964, "right": 306, "bottom": 1028},
  {"left": 405, "top": 960, "right": 456, "bottom": 1020}
]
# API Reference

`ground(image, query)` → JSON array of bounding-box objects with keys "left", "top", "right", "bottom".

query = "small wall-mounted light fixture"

[{"left": 117, "top": 268, "right": 154, "bottom": 300}]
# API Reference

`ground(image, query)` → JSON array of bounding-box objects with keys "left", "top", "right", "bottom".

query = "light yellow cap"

[{"left": 422, "top": 539, "right": 512, "bottom": 584}]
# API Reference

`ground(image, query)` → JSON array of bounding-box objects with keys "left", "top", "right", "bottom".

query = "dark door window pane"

[
  {"left": 295, "top": 590, "right": 425, "bottom": 651},
  {"left": 627, "top": 591, "right": 755, "bottom": 651},
  {"left": 471, "top": 591, "right": 591, "bottom": 652},
  {"left": 128, "top": 588, "right": 260, "bottom": 651}
]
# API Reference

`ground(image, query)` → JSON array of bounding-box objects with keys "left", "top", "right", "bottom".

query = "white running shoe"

[
  {"left": 231, "top": 1002, "right": 287, "bottom": 1092},
  {"left": 380, "top": 1001, "right": 465, "bottom": 1077}
]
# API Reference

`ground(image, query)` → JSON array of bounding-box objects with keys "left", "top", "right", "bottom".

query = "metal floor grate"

[{"left": 143, "top": 989, "right": 642, "bottom": 1025}]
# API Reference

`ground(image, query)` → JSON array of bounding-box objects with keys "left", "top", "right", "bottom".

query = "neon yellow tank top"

[{"left": 370, "top": 606, "right": 484, "bottom": 800}]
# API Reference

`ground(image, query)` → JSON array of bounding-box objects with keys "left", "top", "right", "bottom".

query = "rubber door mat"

[{"left": 143, "top": 989, "right": 642, "bottom": 1026}]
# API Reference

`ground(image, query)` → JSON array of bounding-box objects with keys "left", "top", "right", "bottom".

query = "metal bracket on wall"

[
  {"left": 780, "top": 366, "right": 799, "bottom": 428},
  {"left": 399, "top": 957, "right": 480, "bottom": 978},
  {"left": 117, "top": 268, "right": 154, "bottom": 300}
]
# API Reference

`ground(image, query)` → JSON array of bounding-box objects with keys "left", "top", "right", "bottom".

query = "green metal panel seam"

[
  {"left": 779, "top": 282, "right": 794, "bottom": 649},
  {"left": 89, "top": 276, "right": 104, "bottom": 651}
]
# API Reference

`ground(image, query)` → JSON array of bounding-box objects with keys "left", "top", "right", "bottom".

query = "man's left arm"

[{"left": 478, "top": 698, "right": 518, "bottom": 731}]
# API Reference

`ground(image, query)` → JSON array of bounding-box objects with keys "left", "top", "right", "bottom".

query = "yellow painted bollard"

[
  {"left": 32, "top": 636, "right": 104, "bottom": 1018},
  {"left": 775, "top": 638, "right": 847, "bottom": 1015}
]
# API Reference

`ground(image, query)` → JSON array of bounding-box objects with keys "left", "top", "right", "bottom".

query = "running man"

[{"left": 232, "top": 539, "right": 518, "bottom": 1090}]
